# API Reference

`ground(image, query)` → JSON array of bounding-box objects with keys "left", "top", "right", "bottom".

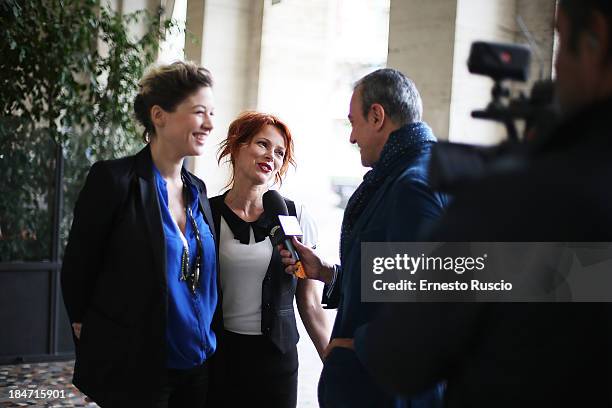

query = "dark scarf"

[{"left": 340, "top": 122, "right": 437, "bottom": 262}]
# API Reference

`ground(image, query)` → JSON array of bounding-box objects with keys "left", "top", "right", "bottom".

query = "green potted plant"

[{"left": 0, "top": 0, "right": 176, "bottom": 362}]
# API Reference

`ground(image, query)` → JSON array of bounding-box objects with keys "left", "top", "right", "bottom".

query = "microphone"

[{"left": 262, "top": 190, "right": 306, "bottom": 279}]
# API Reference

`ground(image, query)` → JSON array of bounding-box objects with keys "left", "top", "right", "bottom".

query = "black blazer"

[{"left": 61, "top": 145, "right": 217, "bottom": 407}]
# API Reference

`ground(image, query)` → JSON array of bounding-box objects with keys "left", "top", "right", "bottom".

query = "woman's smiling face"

[
  {"left": 152, "top": 86, "right": 215, "bottom": 157},
  {"left": 234, "top": 125, "right": 287, "bottom": 186}
]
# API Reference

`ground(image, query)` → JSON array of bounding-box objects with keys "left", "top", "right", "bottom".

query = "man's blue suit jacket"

[{"left": 319, "top": 143, "right": 448, "bottom": 408}]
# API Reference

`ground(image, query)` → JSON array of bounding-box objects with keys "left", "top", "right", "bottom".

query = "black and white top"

[{"left": 216, "top": 198, "right": 318, "bottom": 335}]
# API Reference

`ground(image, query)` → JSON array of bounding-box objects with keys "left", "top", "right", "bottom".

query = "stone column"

[
  {"left": 388, "top": 0, "right": 556, "bottom": 144},
  {"left": 185, "top": 0, "right": 265, "bottom": 194},
  {"left": 388, "top": 0, "right": 458, "bottom": 141}
]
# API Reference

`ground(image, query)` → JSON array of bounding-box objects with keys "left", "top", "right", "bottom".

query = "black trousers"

[
  {"left": 211, "top": 330, "right": 298, "bottom": 408},
  {"left": 151, "top": 360, "right": 210, "bottom": 408}
]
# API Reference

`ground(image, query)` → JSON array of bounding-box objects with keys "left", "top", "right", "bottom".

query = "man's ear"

[
  {"left": 369, "top": 103, "right": 385, "bottom": 131},
  {"left": 586, "top": 11, "right": 611, "bottom": 65},
  {"left": 150, "top": 105, "right": 166, "bottom": 130}
]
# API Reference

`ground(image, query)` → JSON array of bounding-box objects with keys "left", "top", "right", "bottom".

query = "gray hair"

[{"left": 354, "top": 68, "right": 423, "bottom": 126}]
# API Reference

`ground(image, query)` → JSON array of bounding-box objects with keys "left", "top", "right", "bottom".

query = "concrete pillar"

[
  {"left": 388, "top": 0, "right": 458, "bottom": 141},
  {"left": 388, "top": 0, "right": 556, "bottom": 144},
  {"left": 450, "top": 0, "right": 556, "bottom": 144},
  {"left": 184, "top": 0, "right": 206, "bottom": 63},
  {"left": 449, "top": 0, "right": 518, "bottom": 144},
  {"left": 185, "top": 0, "right": 265, "bottom": 194}
]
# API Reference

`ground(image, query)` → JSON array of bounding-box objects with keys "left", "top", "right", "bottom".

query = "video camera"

[
  {"left": 429, "top": 39, "right": 560, "bottom": 194},
  {"left": 468, "top": 41, "right": 558, "bottom": 142}
]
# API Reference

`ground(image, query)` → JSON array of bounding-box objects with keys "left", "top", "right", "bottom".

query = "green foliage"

[{"left": 0, "top": 0, "right": 177, "bottom": 261}]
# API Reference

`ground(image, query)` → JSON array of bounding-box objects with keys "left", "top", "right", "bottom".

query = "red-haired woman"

[{"left": 208, "top": 111, "right": 330, "bottom": 407}]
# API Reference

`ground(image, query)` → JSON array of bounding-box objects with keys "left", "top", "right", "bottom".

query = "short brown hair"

[
  {"left": 134, "top": 61, "right": 213, "bottom": 142},
  {"left": 218, "top": 111, "right": 296, "bottom": 187}
]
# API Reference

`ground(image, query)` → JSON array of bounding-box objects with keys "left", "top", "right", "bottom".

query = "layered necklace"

[{"left": 179, "top": 173, "right": 203, "bottom": 294}]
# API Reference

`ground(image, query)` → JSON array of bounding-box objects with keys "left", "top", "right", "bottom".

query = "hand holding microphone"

[
  {"left": 263, "top": 190, "right": 335, "bottom": 283},
  {"left": 279, "top": 235, "right": 308, "bottom": 279},
  {"left": 263, "top": 190, "right": 307, "bottom": 279},
  {"left": 279, "top": 236, "right": 329, "bottom": 282}
]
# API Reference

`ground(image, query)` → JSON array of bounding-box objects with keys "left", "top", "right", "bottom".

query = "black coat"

[
  {"left": 60, "top": 145, "right": 217, "bottom": 407},
  {"left": 353, "top": 98, "right": 612, "bottom": 407}
]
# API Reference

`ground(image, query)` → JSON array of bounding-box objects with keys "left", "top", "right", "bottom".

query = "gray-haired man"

[{"left": 282, "top": 68, "right": 447, "bottom": 407}]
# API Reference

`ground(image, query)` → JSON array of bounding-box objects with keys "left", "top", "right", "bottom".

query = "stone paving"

[
  {"left": 0, "top": 361, "right": 97, "bottom": 407},
  {"left": 0, "top": 355, "right": 318, "bottom": 408},
  {"left": 0, "top": 312, "right": 334, "bottom": 407}
]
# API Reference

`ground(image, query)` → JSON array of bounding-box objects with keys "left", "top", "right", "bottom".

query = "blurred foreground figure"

[{"left": 354, "top": 1, "right": 612, "bottom": 407}]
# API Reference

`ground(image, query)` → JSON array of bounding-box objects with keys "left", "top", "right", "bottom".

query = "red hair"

[{"left": 218, "top": 111, "right": 296, "bottom": 187}]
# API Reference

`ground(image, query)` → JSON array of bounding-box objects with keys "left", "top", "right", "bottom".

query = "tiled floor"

[
  {"left": 0, "top": 361, "right": 97, "bottom": 407},
  {"left": 0, "top": 357, "right": 316, "bottom": 407},
  {"left": 0, "top": 310, "right": 334, "bottom": 407}
]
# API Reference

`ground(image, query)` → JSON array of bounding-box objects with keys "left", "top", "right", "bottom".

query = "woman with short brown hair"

[{"left": 62, "top": 61, "right": 218, "bottom": 407}]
